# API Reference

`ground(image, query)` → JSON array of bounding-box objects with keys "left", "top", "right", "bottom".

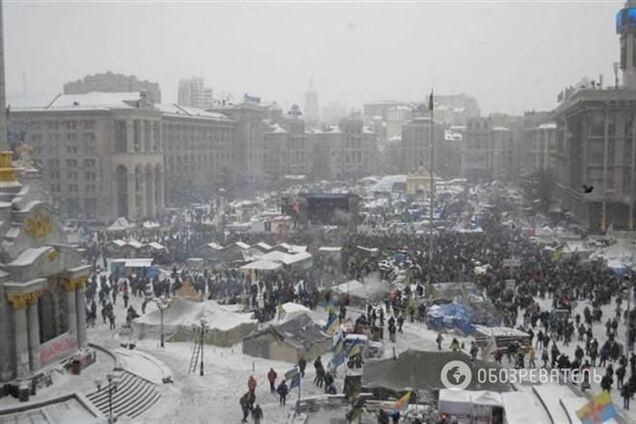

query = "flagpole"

[
  {"left": 428, "top": 90, "right": 435, "bottom": 280},
  {"left": 297, "top": 367, "right": 301, "bottom": 409}
]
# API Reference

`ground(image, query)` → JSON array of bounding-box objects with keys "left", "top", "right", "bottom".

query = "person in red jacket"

[
  {"left": 267, "top": 368, "right": 277, "bottom": 393},
  {"left": 248, "top": 375, "right": 257, "bottom": 395}
]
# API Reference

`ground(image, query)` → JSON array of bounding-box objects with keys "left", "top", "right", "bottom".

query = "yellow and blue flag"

[
  {"left": 324, "top": 313, "right": 340, "bottom": 336},
  {"left": 576, "top": 391, "right": 617, "bottom": 424},
  {"left": 393, "top": 391, "right": 411, "bottom": 411}
]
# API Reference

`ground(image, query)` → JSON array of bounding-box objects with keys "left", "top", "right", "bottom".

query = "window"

[
  {"left": 66, "top": 159, "right": 77, "bottom": 167},
  {"left": 66, "top": 146, "right": 78, "bottom": 154},
  {"left": 50, "top": 171, "right": 60, "bottom": 179},
  {"left": 82, "top": 132, "right": 95, "bottom": 143},
  {"left": 47, "top": 121, "right": 59, "bottom": 131},
  {"left": 85, "top": 171, "right": 96, "bottom": 181},
  {"left": 83, "top": 159, "right": 96, "bottom": 168},
  {"left": 30, "top": 121, "right": 41, "bottom": 130},
  {"left": 48, "top": 159, "right": 60, "bottom": 168},
  {"left": 85, "top": 184, "right": 96, "bottom": 193},
  {"left": 133, "top": 120, "right": 141, "bottom": 152},
  {"left": 115, "top": 120, "right": 127, "bottom": 153},
  {"left": 66, "top": 133, "right": 77, "bottom": 142},
  {"left": 30, "top": 133, "right": 42, "bottom": 144},
  {"left": 65, "top": 120, "right": 77, "bottom": 130},
  {"left": 49, "top": 184, "right": 60, "bottom": 193},
  {"left": 81, "top": 120, "right": 95, "bottom": 130},
  {"left": 67, "top": 171, "right": 78, "bottom": 180},
  {"left": 68, "top": 184, "right": 79, "bottom": 193}
]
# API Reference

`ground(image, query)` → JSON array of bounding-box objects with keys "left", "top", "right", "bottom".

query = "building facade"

[
  {"left": 10, "top": 92, "right": 165, "bottom": 222},
  {"left": 63, "top": 72, "right": 161, "bottom": 103},
  {"left": 178, "top": 77, "right": 214, "bottom": 110},
  {"left": 554, "top": 89, "right": 636, "bottom": 230},
  {"left": 551, "top": 0, "right": 636, "bottom": 231},
  {"left": 212, "top": 103, "right": 266, "bottom": 188},
  {"left": 159, "top": 104, "right": 235, "bottom": 205}
]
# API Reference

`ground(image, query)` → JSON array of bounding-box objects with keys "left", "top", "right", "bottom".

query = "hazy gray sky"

[{"left": 4, "top": 1, "right": 621, "bottom": 114}]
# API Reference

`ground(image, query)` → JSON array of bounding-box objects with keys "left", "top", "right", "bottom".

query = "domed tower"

[{"left": 617, "top": 0, "right": 636, "bottom": 87}]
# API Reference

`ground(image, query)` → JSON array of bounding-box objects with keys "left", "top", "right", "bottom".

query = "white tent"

[{"left": 107, "top": 217, "right": 133, "bottom": 232}]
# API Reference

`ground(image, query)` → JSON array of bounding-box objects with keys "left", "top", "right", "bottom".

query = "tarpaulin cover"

[
  {"left": 426, "top": 302, "right": 499, "bottom": 335},
  {"left": 362, "top": 350, "right": 512, "bottom": 393}
]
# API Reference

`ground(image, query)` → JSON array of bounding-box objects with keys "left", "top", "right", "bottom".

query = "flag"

[
  {"left": 329, "top": 351, "right": 346, "bottom": 369},
  {"left": 324, "top": 314, "right": 340, "bottom": 336},
  {"left": 289, "top": 372, "right": 300, "bottom": 390},
  {"left": 332, "top": 330, "right": 345, "bottom": 353},
  {"left": 284, "top": 367, "right": 299, "bottom": 381},
  {"left": 551, "top": 246, "right": 564, "bottom": 262},
  {"left": 576, "top": 391, "right": 617, "bottom": 424},
  {"left": 348, "top": 343, "right": 362, "bottom": 358},
  {"left": 428, "top": 89, "right": 434, "bottom": 111},
  {"left": 393, "top": 391, "right": 411, "bottom": 411}
]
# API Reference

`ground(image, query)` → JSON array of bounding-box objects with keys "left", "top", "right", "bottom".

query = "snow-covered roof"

[
  {"left": 207, "top": 242, "right": 223, "bottom": 250},
  {"left": 147, "top": 242, "right": 166, "bottom": 251},
  {"left": 492, "top": 126, "right": 509, "bottom": 132},
  {"left": 10, "top": 246, "right": 52, "bottom": 266},
  {"left": 266, "top": 122, "right": 288, "bottom": 134},
  {"left": 318, "top": 246, "right": 342, "bottom": 252},
  {"left": 157, "top": 103, "right": 232, "bottom": 121},
  {"left": 123, "top": 258, "right": 153, "bottom": 268},
  {"left": 234, "top": 241, "right": 250, "bottom": 250},
  {"left": 10, "top": 92, "right": 146, "bottom": 112},
  {"left": 240, "top": 259, "right": 282, "bottom": 271},
  {"left": 255, "top": 242, "right": 273, "bottom": 251},
  {"left": 538, "top": 122, "right": 557, "bottom": 130}
]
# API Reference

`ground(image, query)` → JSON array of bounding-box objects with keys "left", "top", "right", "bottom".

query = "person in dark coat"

[
  {"left": 298, "top": 357, "right": 307, "bottom": 377},
  {"left": 267, "top": 368, "right": 277, "bottom": 393},
  {"left": 277, "top": 380, "right": 288, "bottom": 405},
  {"left": 251, "top": 404, "right": 263, "bottom": 424}
]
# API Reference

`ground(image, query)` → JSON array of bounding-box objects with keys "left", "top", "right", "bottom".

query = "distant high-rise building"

[
  {"left": 178, "top": 77, "right": 214, "bottom": 110},
  {"left": 63, "top": 72, "right": 161, "bottom": 103},
  {"left": 303, "top": 79, "right": 320, "bottom": 127},
  {"left": 618, "top": 0, "right": 636, "bottom": 88}
]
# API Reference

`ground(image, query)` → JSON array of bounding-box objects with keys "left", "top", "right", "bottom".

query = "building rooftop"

[
  {"left": 555, "top": 87, "right": 636, "bottom": 114},
  {"left": 538, "top": 122, "right": 557, "bottom": 130},
  {"left": 156, "top": 103, "right": 232, "bottom": 121},
  {"left": 9, "top": 91, "right": 148, "bottom": 112}
]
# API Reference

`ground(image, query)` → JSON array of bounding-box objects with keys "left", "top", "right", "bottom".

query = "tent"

[
  {"left": 107, "top": 217, "right": 133, "bottom": 232},
  {"left": 362, "top": 350, "right": 512, "bottom": 400},
  {"left": 438, "top": 390, "right": 548, "bottom": 424},
  {"left": 132, "top": 297, "right": 257, "bottom": 347},
  {"left": 242, "top": 313, "right": 331, "bottom": 363},
  {"left": 329, "top": 279, "right": 391, "bottom": 306}
]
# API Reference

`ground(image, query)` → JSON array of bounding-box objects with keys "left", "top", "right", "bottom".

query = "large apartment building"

[
  {"left": 64, "top": 72, "right": 161, "bottom": 103},
  {"left": 159, "top": 104, "right": 235, "bottom": 205},
  {"left": 10, "top": 92, "right": 164, "bottom": 222}
]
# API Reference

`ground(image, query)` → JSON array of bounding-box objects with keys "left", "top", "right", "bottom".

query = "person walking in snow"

[
  {"left": 251, "top": 403, "right": 263, "bottom": 424},
  {"left": 277, "top": 380, "right": 288, "bottom": 405},
  {"left": 267, "top": 368, "right": 277, "bottom": 393}
]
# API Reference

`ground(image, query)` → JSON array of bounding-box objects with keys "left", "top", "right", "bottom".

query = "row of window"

[
  {"left": 26, "top": 120, "right": 96, "bottom": 131},
  {"left": 50, "top": 184, "right": 97, "bottom": 193},
  {"left": 48, "top": 158, "right": 97, "bottom": 168},
  {"left": 29, "top": 132, "right": 96, "bottom": 144}
]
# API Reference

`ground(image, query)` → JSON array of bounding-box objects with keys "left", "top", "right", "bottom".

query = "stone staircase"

[{"left": 85, "top": 370, "right": 160, "bottom": 419}]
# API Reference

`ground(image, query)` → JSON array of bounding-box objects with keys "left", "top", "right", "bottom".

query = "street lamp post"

[
  {"left": 152, "top": 296, "right": 168, "bottom": 349},
  {"left": 199, "top": 319, "right": 207, "bottom": 376},
  {"left": 104, "top": 373, "right": 119, "bottom": 424}
]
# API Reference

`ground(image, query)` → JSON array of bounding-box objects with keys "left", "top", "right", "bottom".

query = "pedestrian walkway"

[{"left": 85, "top": 370, "right": 160, "bottom": 420}]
